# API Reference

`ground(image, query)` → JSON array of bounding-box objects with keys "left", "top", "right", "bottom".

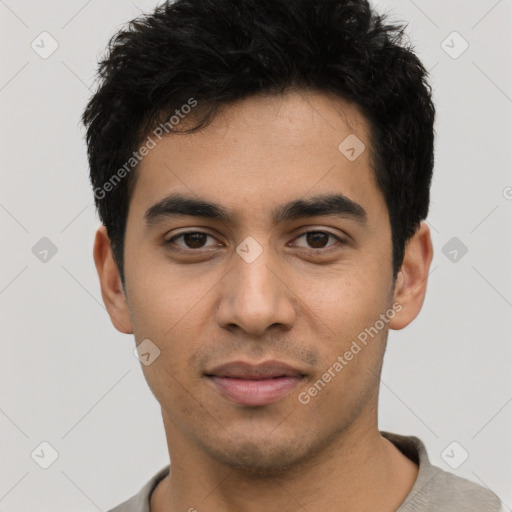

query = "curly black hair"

[{"left": 82, "top": 0, "right": 435, "bottom": 287}]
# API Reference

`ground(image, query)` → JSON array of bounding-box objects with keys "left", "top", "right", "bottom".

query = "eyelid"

[
  {"left": 164, "top": 230, "right": 220, "bottom": 250},
  {"left": 291, "top": 230, "right": 347, "bottom": 250}
]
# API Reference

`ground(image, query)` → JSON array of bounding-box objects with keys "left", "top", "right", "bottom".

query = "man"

[{"left": 82, "top": 0, "right": 503, "bottom": 510}]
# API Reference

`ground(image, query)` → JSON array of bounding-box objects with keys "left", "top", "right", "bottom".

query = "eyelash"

[{"left": 163, "top": 230, "right": 346, "bottom": 253}]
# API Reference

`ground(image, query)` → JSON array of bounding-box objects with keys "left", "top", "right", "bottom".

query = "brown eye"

[
  {"left": 181, "top": 232, "right": 208, "bottom": 249},
  {"left": 293, "top": 231, "right": 344, "bottom": 250},
  {"left": 164, "top": 231, "right": 218, "bottom": 250},
  {"left": 306, "top": 232, "right": 329, "bottom": 249}
]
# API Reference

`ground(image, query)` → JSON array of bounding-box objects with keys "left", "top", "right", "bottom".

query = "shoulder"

[
  {"left": 381, "top": 431, "right": 503, "bottom": 512},
  {"left": 408, "top": 466, "right": 503, "bottom": 511},
  {"left": 106, "top": 465, "right": 170, "bottom": 512}
]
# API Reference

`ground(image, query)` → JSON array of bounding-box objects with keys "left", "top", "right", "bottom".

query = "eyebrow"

[{"left": 144, "top": 192, "right": 368, "bottom": 228}]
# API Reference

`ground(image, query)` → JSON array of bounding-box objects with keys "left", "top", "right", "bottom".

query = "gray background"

[{"left": 1, "top": 0, "right": 511, "bottom": 510}]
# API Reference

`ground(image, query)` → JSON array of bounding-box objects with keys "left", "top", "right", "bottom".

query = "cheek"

[
  {"left": 299, "top": 260, "right": 389, "bottom": 329},
  {"left": 126, "top": 269, "right": 216, "bottom": 398},
  {"left": 295, "top": 261, "right": 391, "bottom": 394},
  {"left": 125, "top": 254, "right": 209, "bottom": 337}
]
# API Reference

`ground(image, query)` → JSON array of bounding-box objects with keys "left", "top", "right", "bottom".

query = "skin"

[{"left": 94, "top": 89, "right": 433, "bottom": 511}]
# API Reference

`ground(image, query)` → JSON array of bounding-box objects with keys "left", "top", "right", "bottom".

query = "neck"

[{"left": 150, "top": 414, "right": 418, "bottom": 512}]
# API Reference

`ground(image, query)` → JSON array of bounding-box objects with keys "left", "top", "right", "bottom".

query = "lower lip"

[{"left": 208, "top": 376, "right": 303, "bottom": 406}]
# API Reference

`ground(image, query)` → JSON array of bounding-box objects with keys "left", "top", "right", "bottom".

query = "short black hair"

[{"left": 82, "top": 0, "right": 435, "bottom": 287}]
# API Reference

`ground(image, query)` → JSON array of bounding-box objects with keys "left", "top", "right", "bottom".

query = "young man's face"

[{"left": 95, "top": 90, "right": 431, "bottom": 474}]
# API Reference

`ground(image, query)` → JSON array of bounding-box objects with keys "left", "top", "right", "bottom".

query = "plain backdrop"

[{"left": 1, "top": 0, "right": 511, "bottom": 510}]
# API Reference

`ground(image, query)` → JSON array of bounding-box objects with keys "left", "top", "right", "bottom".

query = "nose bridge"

[
  {"left": 235, "top": 248, "right": 276, "bottom": 301},
  {"left": 216, "top": 238, "right": 295, "bottom": 334}
]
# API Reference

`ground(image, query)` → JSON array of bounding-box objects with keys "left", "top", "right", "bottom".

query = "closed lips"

[{"left": 205, "top": 361, "right": 306, "bottom": 379}]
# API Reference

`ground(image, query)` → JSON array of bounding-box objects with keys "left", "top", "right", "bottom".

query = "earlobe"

[
  {"left": 389, "top": 221, "right": 434, "bottom": 331},
  {"left": 93, "top": 226, "right": 134, "bottom": 334}
]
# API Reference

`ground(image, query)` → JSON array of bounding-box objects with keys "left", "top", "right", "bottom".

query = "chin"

[{"left": 195, "top": 428, "right": 324, "bottom": 478}]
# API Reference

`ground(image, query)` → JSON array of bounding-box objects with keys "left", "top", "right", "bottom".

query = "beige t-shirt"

[{"left": 107, "top": 431, "right": 504, "bottom": 512}]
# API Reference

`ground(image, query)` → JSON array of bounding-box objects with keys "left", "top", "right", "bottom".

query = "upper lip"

[{"left": 205, "top": 360, "right": 306, "bottom": 379}]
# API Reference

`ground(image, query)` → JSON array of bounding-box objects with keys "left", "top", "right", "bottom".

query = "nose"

[{"left": 215, "top": 246, "right": 297, "bottom": 336}]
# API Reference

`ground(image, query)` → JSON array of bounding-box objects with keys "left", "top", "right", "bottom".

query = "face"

[{"left": 95, "top": 90, "right": 432, "bottom": 475}]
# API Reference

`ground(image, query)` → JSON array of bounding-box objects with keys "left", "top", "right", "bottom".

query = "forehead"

[{"left": 130, "top": 90, "right": 384, "bottom": 225}]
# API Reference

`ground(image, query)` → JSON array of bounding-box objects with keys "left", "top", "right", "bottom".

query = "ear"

[
  {"left": 93, "top": 225, "right": 133, "bottom": 334},
  {"left": 389, "top": 221, "right": 434, "bottom": 330}
]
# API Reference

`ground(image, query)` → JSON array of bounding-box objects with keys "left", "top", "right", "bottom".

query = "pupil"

[
  {"left": 307, "top": 232, "right": 328, "bottom": 248},
  {"left": 185, "top": 233, "right": 206, "bottom": 249}
]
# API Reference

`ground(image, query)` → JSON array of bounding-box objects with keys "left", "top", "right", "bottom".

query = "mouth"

[{"left": 204, "top": 360, "right": 306, "bottom": 407}]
